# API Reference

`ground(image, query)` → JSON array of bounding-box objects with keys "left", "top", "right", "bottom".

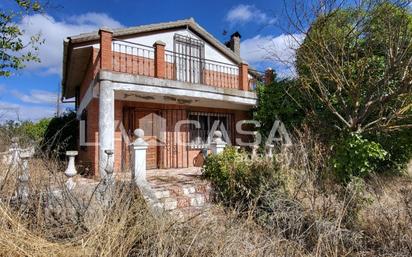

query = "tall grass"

[{"left": 0, "top": 127, "right": 411, "bottom": 256}]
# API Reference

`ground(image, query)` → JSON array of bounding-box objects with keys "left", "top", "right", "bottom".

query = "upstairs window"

[{"left": 174, "top": 34, "right": 205, "bottom": 84}]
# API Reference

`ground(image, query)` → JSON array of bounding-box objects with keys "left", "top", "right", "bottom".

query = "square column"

[
  {"left": 131, "top": 128, "right": 149, "bottom": 182},
  {"left": 239, "top": 61, "right": 249, "bottom": 91},
  {"left": 153, "top": 41, "right": 166, "bottom": 79},
  {"left": 99, "top": 80, "right": 114, "bottom": 178}
]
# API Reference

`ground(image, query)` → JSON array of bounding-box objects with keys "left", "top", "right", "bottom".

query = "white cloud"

[
  {"left": 240, "top": 33, "right": 304, "bottom": 76},
  {"left": 11, "top": 89, "right": 59, "bottom": 104},
  {"left": 226, "top": 4, "right": 275, "bottom": 25},
  {"left": 0, "top": 101, "right": 56, "bottom": 121},
  {"left": 19, "top": 13, "right": 123, "bottom": 75},
  {"left": 67, "top": 12, "right": 123, "bottom": 28}
]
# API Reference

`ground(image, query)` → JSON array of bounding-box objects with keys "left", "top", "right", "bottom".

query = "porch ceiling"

[
  {"left": 63, "top": 46, "right": 93, "bottom": 98},
  {"left": 99, "top": 71, "right": 257, "bottom": 110}
]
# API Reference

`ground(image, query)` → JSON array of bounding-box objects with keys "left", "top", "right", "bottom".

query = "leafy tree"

[
  {"left": 19, "top": 118, "right": 50, "bottom": 142},
  {"left": 267, "top": 0, "right": 412, "bottom": 178},
  {"left": 295, "top": 1, "right": 412, "bottom": 134},
  {"left": 0, "top": 118, "right": 50, "bottom": 149},
  {"left": 0, "top": 0, "right": 44, "bottom": 77},
  {"left": 254, "top": 74, "right": 306, "bottom": 137}
]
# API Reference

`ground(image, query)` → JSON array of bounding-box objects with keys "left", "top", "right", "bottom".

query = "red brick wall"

[
  {"left": 203, "top": 69, "right": 239, "bottom": 89},
  {"left": 164, "top": 61, "right": 239, "bottom": 89},
  {"left": 112, "top": 52, "right": 155, "bottom": 77},
  {"left": 114, "top": 100, "right": 124, "bottom": 172},
  {"left": 78, "top": 99, "right": 99, "bottom": 176}
]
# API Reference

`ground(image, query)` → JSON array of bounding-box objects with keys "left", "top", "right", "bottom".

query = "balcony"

[{"left": 110, "top": 39, "right": 258, "bottom": 91}]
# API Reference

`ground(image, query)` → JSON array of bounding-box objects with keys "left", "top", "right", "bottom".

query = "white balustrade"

[
  {"left": 65, "top": 151, "right": 78, "bottom": 190},
  {"left": 17, "top": 151, "right": 32, "bottom": 203},
  {"left": 104, "top": 149, "right": 115, "bottom": 185}
]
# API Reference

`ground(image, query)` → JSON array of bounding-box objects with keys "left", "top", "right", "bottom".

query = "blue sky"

[{"left": 0, "top": 0, "right": 300, "bottom": 121}]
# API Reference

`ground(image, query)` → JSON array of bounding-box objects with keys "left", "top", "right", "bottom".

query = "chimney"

[
  {"left": 265, "top": 68, "right": 275, "bottom": 85},
  {"left": 226, "top": 32, "right": 241, "bottom": 56}
]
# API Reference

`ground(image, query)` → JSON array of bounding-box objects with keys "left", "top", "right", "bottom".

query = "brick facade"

[
  {"left": 74, "top": 26, "right": 255, "bottom": 178},
  {"left": 78, "top": 96, "right": 252, "bottom": 176}
]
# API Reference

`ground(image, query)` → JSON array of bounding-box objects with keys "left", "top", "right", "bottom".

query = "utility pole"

[{"left": 56, "top": 82, "right": 61, "bottom": 117}]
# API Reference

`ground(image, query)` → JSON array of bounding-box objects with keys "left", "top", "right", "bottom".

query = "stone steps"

[{"left": 150, "top": 182, "right": 212, "bottom": 211}]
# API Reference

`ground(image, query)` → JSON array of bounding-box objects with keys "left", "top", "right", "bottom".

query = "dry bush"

[
  {"left": 0, "top": 159, "right": 310, "bottom": 257},
  {"left": 271, "top": 126, "right": 412, "bottom": 256}
]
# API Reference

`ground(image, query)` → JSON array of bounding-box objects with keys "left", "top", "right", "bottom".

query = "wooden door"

[
  {"left": 161, "top": 109, "right": 188, "bottom": 169},
  {"left": 133, "top": 110, "right": 159, "bottom": 170}
]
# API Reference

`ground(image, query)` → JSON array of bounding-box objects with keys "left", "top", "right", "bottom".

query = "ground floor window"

[{"left": 188, "top": 112, "right": 232, "bottom": 149}]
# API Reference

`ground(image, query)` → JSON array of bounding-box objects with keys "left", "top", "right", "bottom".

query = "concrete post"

[
  {"left": 65, "top": 151, "right": 78, "bottom": 190},
  {"left": 17, "top": 151, "right": 31, "bottom": 203},
  {"left": 9, "top": 137, "right": 20, "bottom": 170},
  {"left": 210, "top": 131, "right": 227, "bottom": 154},
  {"left": 99, "top": 80, "right": 114, "bottom": 178},
  {"left": 266, "top": 144, "right": 274, "bottom": 160},
  {"left": 153, "top": 41, "right": 166, "bottom": 79},
  {"left": 131, "top": 128, "right": 148, "bottom": 182}
]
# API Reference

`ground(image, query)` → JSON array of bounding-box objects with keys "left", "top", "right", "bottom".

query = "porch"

[{"left": 115, "top": 166, "right": 212, "bottom": 215}]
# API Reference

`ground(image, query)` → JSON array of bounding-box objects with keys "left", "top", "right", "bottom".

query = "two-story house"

[{"left": 61, "top": 18, "right": 258, "bottom": 177}]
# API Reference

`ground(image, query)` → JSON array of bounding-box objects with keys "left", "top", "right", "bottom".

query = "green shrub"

[
  {"left": 19, "top": 118, "right": 51, "bottom": 143},
  {"left": 202, "top": 147, "right": 285, "bottom": 207},
  {"left": 42, "top": 111, "right": 78, "bottom": 158},
  {"left": 0, "top": 118, "right": 51, "bottom": 149},
  {"left": 254, "top": 78, "right": 306, "bottom": 136},
  {"left": 370, "top": 129, "right": 412, "bottom": 173},
  {"left": 332, "top": 133, "right": 387, "bottom": 183}
]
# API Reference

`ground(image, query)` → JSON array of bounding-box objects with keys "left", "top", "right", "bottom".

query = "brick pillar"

[
  {"left": 99, "top": 27, "right": 113, "bottom": 71},
  {"left": 153, "top": 40, "right": 166, "bottom": 78},
  {"left": 265, "top": 68, "right": 274, "bottom": 85},
  {"left": 239, "top": 61, "right": 249, "bottom": 91}
]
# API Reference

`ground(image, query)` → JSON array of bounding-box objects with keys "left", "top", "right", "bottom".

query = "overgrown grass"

[
  {"left": 203, "top": 127, "right": 412, "bottom": 256},
  {"left": 0, "top": 127, "right": 411, "bottom": 256}
]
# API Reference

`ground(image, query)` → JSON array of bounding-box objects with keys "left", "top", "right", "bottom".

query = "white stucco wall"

[{"left": 87, "top": 28, "right": 237, "bottom": 67}]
